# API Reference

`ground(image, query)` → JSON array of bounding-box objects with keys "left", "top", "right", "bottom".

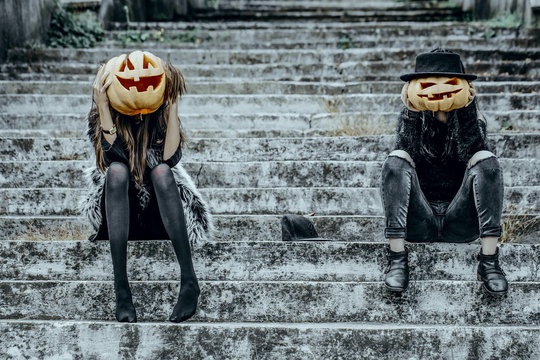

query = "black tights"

[{"left": 105, "top": 162, "right": 200, "bottom": 323}]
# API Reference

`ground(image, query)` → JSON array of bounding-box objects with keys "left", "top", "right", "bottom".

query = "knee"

[
  {"left": 384, "top": 150, "right": 415, "bottom": 172},
  {"left": 150, "top": 163, "right": 175, "bottom": 190},
  {"left": 468, "top": 151, "right": 497, "bottom": 169},
  {"left": 106, "top": 162, "right": 129, "bottom": 190},
  {"left": 388, "top": 150, "right": 415, "bottom": 168}
]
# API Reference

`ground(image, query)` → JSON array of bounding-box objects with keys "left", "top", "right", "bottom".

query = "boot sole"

[
  {"left": 385, "top": 284, "right": 408, "bottom": 293},
  {"left": 477, "top": 274, "right": 508, "bottom": 296}
]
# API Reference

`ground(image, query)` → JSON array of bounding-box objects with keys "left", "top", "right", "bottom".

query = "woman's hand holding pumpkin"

[{"left": 93, "top": 65, "right": 112, "bottom": 109}]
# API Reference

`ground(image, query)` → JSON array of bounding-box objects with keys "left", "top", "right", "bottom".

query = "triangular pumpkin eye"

[
  {"left": 119, "top": 60, "right": 126, "bottom": 72},
  {"left": 420, "top": 82, "right": 436, "bottom": 89},
  {"left": 445, "top": 78, "right": 459, "bottom": 85},
  {"left": 126, "top": 58, "right": 135, "bottom": 70},
  {"left": 143, "top": 54, "right": 155, "bottom": 69}
]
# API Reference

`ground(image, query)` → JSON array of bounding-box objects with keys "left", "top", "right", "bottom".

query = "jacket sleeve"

[
  {"left": 164, "top": 141, "right": 183, "bottom": 168},
  {"left": 100, "top": 134, "right": 129, "bottom": 166},
  {"left": 393, "top": 107, "right": 423, "bottom": 161},
  {"left": 454, "top": 99, "right": 489, "bottom": 163}
]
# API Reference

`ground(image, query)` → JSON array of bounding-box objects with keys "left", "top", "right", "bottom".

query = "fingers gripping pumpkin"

[
  {"left": 105, "top": 51, "right": 166, "bottom": 116},
  {"left": 402, "top": 76, "right": 476, "bottom": 112}
]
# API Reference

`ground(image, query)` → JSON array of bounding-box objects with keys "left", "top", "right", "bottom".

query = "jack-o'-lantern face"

[
  {"left": 105, "top": 51, "right": 166, "bottom": 116},
  {"left": 404, "top": 77, "right": 474, "bottom": 112}
]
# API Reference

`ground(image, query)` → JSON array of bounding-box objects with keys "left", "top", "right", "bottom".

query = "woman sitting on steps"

[{"left": 380, "top": 48, "right": 508, "bottom": 296}]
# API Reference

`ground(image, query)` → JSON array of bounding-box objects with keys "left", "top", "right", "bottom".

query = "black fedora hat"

[{"left": 400, "top": 49, "right": 477, "bottom": 82}]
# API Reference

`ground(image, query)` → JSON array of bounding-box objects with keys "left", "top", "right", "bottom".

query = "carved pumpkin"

[
  {"left": 402, "top": 77, "right": 475, "bottom": 112},
  {"left": 105, "top": 50, "right": 166, "bottom": 116}
]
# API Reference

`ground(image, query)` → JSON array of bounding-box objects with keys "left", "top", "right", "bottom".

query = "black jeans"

[{"left": 380, "top": 154, "right": 503, "bottom": 243}]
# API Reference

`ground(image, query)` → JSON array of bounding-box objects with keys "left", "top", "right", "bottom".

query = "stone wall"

[
  {"left": 99, "top": 0, "right": 189, "bottom": 25},
  {"left": 0, "top": 0, "right": 55, "bottom": 62},
  {"left": 457, "top": 0, "right": 533, "bottom": 24}
]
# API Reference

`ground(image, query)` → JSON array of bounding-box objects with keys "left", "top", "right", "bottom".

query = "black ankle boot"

[
  {"left": 384, "top": 246, "right": 409, "bottom": 292},
  {"left": 477, "top": 248, "right": 508, "bottom": 296}
]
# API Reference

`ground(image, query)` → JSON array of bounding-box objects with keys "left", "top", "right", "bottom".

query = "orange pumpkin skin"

[
  {"left": 404, "top": 77, "right": 474, "bottom": 112},
  {"left": 105, "top": 51, "right": 166, "bottom": 116}
]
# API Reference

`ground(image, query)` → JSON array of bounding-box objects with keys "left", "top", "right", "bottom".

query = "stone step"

[
  {"left": 3, "top": 61, "right": 538, "bottom": 82},
  {"left": 1, "top": 240, "right": 537, "bottom": 282},
  {"left": 1, "top": 94, "right": 537, "bottom": 116},
  {"left": 2, "top": 321, "right": 538, "bottom": 360},
  {"left": 0, "top": 159, "right": 537, "bottom": 189},
  {"left": 2, "top": 80, "right": 538, "bottom": 96},
  {"left": 202, "top": 0, "right": 453, "bottom": 11},
  {"left": 7, "top": 48, "right": 539, "bottom": 65},
  {"left": 107, "top": 20, "right": 537, "bottom": 34},
  {"left": 99, "top": 36, "right": 538, "bottom": 50},
  {"left": 187, "top": 7, "right": 463, "bottom": 22},
  {"left": 2, "top": 214, "right": 538, "bottom": 243},
  {"left": 1, "top": 280, "right": 538, "bottom": 324},
  {"left": 0, "top": 134, "right": 536, "bottom": 162},
  {"left": 0, "top": 186, "right": 537, "bottom": 216},
  {"left": 5, "top": 72, "right": 532, "bottom": 83},
  {"left": 1, "top": 111, "right": 538, "bottom": 133}
]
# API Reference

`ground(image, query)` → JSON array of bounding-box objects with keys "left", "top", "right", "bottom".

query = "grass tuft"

[{"left": 500, "top": 205, "right": 540, "bottom": 243}]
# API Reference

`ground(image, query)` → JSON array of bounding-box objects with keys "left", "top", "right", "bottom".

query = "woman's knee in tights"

[
  {"left": 106, "top": 162, "right": 129, "bottom": 192},
  {"left": 150, "top": 163, "right": 176, "bottom": 193}
]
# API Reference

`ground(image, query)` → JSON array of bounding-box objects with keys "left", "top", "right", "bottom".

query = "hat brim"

[{"left": 400, "top": 72, "right": 477, "bottom": 82}]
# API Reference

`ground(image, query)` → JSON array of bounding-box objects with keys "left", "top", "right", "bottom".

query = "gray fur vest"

[{"left": 80, "top": 157, "right": 214, "bottom": 246}]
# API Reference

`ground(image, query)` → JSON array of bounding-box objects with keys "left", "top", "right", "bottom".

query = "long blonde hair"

[{"left": 88, "top": 62, "right": 187, "bottom": 188}]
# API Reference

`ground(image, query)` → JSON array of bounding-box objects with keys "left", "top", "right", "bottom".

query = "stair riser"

[
  {"left": 107, "top": 20, "right": 538, "bottom": 33},
  {"left": 1, "top": 281, "right": 538, "bottom": 324},
  {"left": 7, "top": 48, "right": 539, "bottom": 65},
  {"left": 2, "top": 80, "right": 539, "bottom": 96},
  {"left": 1, "top": 241, "right": 537, "bottom": 282},
  {"left": 0, "top": 135, "right": 537, "bottom": 162},
  {"left": 1, "top": 94, "right": 538, "bottom": 116},
  {"left": 1, "top": 112, "right": 538, "bottom": 133},
  {"left": 0, "top": 187, "right": 537, "bottom": 216},
  {"left": 3, "top": 62, "right": 538, "bottom": 81},
  {"left": 2, "top": 322, "right": 538, "bottom": 360},
  {"left": 2, "top": 214, "right": 538, "bottom": 243},
  {"left": 0, "top": 159, "right": 537, "bottom": 188},
  {"left": 4, "top": 73, "right": 531, "bottom": 82},
  {"left": 100, "top": 38, "right": 539, "bottom": 50}
]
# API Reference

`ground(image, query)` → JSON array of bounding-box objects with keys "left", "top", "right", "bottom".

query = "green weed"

[{"left": 46, "top": 4, "right": 104, "bottom": 48}]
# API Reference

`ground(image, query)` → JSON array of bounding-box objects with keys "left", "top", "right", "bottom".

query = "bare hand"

[{"left": 93, "top": 65, "right": 112, "bottom": 109}]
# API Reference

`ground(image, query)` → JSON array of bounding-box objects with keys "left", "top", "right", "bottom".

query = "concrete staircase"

[{"left": 1, "top": 0, "right": 539, "bottom": 358}]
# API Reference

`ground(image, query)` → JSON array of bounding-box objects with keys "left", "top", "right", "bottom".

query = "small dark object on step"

[{"left": 281, "top": 214, "right": 325, "bottom": 241}]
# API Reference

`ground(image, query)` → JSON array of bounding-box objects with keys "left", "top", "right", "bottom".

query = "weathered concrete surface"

[
  {"left": 0, "top": 0, "right": 55, "bottom": 62},
  {"left": 1, "top": 213, "right": 538, "bottom": 243},
  {"left": 1, "top": 280, "right": 539, "bottom": 324},
  {"left": 0, "top": 159, "right": 537, "bottom": 188},
  {"left": 1, "top": 93, "right": 537, "bottom": 116},
  {"left": 7, "top": 48, "right": 540, "bottom": 65},
  {"left": 0, "top": 134, "right": 537, "bottom": 162},
  {"left": 1, "top": 110, "right": 539, "bottom": 133},
  {"left": 0, "top": 240, "right": 538, "bottom": 282},
  {"left": 0, "top": 321, "right": 538, "bottom": 360},
  {"left": 3, "top": 79, "right": 539, "bottom": 96},
  {"left": 3, "top": 60, "right": 539, "bottom": 82},
  {"left": 0, "top": 186, "right": 538, "bottom": 216}
]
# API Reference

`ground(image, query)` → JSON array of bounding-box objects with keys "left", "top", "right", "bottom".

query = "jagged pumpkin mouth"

[
  {"left": 418, "top": 89, "right": 463, "bottom": 101},
  {"left": 116, "top": 74, "right": 164, "bottom": 92}
]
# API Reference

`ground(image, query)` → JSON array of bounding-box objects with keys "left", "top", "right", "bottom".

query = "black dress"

[{"left": 92, "top": 122, "right": 183, "bottom": 241}]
